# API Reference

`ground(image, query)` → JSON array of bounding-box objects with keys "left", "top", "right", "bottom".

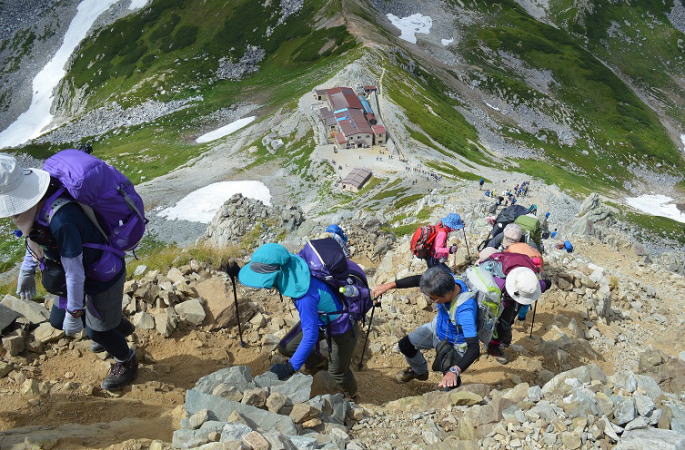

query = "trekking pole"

[
  {"left": 529, "top": 301, "right": 538, "bottom": 338},
  {"left": 358, "top": 297, "right": 381, "bottom": 370},
  {"left": 226, "top": 261, "right": 247, "bottom": 347},
  {"left": 462, "top": 227, "right": 471, "bottom": 261}
]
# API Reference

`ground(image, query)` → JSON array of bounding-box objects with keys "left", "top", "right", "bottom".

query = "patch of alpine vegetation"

[
  {"left": 58, "top": 0, "right": 355, "bottom": 111},
  {"left": 456, "top": 0, "right": 684, "bottom": 188},
  {"left": 546, "top": 0, "right": 685, "bottom": 126}
]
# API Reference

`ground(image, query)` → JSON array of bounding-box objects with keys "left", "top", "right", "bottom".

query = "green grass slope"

[{"left": 455, "top": 0, "right": 684, "bottom": 190}]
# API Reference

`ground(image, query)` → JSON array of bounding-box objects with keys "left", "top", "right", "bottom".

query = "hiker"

[
  {"left": 323, "top": 224, "right": 350, "bottom": 257},
  {"left": 550, "top": 228, "right": 558, "bottom": 239},
  {"left": 554, "top": 240, "right": 574, "bottom": 253},
  {"left": 480, "top": 253, "right": 551, "bottom": 364},
  {"left": 239, "top": 243, "right": 362, "bottom": 395},
  {"left": 485, "top": 223, "right": 539, "bottom": 252},
  {"left": 373, "top": 267, "right": 480, "bottom": 390},
  {"left": 479, "top": 178, "right": 485, "bottom": 190},
  {"left": 428, "top": 214, "right": 464, "bottom": 270},
  {"left": 1, "top": 154, "right": 137, "bottom": 390}
]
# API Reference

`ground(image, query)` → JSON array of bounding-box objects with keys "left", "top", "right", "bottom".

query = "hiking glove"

[
  {"left": 63, "top": 313, "right": 84, "bottom": 336},
  {"left": 16, "top": 270, "right": 37, "bottom": 301},
  {"left": 270, "top": 362, "right": 296, "bottom": 380}
]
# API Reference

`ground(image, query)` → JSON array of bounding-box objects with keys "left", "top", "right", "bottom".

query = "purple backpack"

[
  {"left": 298, "top": 238, "right": 373, "bottom": 326},
  {"left": 39, "top": 149, "right": 147, "bottom": 281}
]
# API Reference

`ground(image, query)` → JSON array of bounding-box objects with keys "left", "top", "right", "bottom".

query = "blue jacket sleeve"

[
  {"left": 456, "top": 299, "right": 478, "bottom": 339},
  {"left": 289, "top": 293, "right": 320, "bottom": 371}
]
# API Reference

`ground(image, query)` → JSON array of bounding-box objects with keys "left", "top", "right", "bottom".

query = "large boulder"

[{"left": 1, "top": 295, "right": 48, "bottom": 324}]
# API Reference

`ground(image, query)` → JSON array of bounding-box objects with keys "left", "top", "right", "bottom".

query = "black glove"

[{"left": 269, "top": 362, "right": 296, "bottom": 380}]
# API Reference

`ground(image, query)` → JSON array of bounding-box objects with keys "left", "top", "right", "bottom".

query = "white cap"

[{"left": 0, "top": 153, "right": 50, "bottom": 218}]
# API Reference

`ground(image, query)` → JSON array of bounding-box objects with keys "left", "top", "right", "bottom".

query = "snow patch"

[
  {"left": 625, "top": 194, "right": 685, "bottom": 224},
  {"left": 129, "top": 0, "right": 149, "bottom": 9},
  {"left": 0, "top": 0, "right": 119, "bottom": 149},
  {"left": 485, "top": 102, "right": 500, "bottom": 111},
  {"left": 441, "top": 38, "right": 454, "bottom": 46},
  {"left": 195, "top": 116, "right": 256, "bottom": 143},
  {"left": 158, "top": 181, "right": 272, "bottom": 224},
  {"left": 681, "top": 134, "right": 685, "bottom": 153},
  {"left": 386, "top": 13, "right": 432, "bottom": 44}
]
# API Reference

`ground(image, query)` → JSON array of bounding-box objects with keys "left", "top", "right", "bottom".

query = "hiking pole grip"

[
  {"left": 227, "top": 261, "right": 246, "bottom": 347},
  {"left": 358, "top": 298, "right": 381, "bottom": 370}
]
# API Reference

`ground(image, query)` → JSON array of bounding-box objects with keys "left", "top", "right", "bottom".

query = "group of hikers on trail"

[
  {"left": 238, "top": 204, "right": 562, "bottom": 397},
  {"left": 1, "top": 147, "right": 566, "bottom": 399}
]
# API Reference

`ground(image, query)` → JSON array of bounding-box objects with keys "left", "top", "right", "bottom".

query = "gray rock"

[
  {"left": 0, "top": 361, "right": 13, "bottom": 377},
  {"left": 175, "top": 298, "right": 206, "bottom": 325},
  {"left": 254, "top": 371, "right": 280, "bottom": 388},
  {"left": 288, "top": 435, "right": 319, "bottom": 449},
  {"left": 270, "top": 373, "right": 312, "bottom": 404},
  {"left": 2, "top": 334, "right": 25, "bottom": 356},
  {"left": 330, "top": 428, "right": 350, "bottom": 448},
  {"left": 601, "top": 416, "right": 621, "bottom": 442},
  {"left": 614, "top": 396, "right": 636, "bottom": 425},
  {"left": 636, "top": 375, "right": 663, "bottom": 401},
  {"left": 527, "top": 401, "right": 564, "bottom": 422},
  {"left": 34, "top": 322, "right": 64, "bottom": 343},
  {"left": 616, "top": 427, "right": 685, "bottom": 449},
  {"left": 542, "top": 364, "right": 606, "bottom": 397},
  {"left": 266, "top": 391, "right": 289, "bottom": 414},
  {"left": 563, "top": 386, "right": 599, "bottom": 418},
  {"left": 560, "top": 431, "right": 582, "bottom": 449},
  {"left": 290, "top": 403, "right": 320, "bottom": 424},
  {"left": 527, "top": 385, "right": 543, "bottom": 402},
  {"left": 1, "top": 295, "right": 48, "bottom": 324},
  {"left": 154, "top": 308, "right": 179, "bottom": 337},
  {"left": 185, "top": 389, "right": 297, "bottom": 435},
  {"left": 0, "top": 303, "right": 20, "bottom": 330},
  {"left": 634, "top": 393, "right": 656, "bottom": 416},
  {"left": 172, "top": 421, "right": 226, "bottom": 448},
  {"left": 307, "top": 394, "right": 348, "bottom": 425},
  {"left": 610, "top": 371, "right": 638, "bottom": 393},
  {"left": 262, "top": 430, "right": 297, "bottom": 450},
  {"left": 669, "top": 404, "right": 685, "bottom": 433},
  {"left": 241, "top": 388, "right": 269, "bottom": 408},
  {"left": 133, "top": 311, "right": 156, "bottom": 330},
  {"left": 189, "top": 409, "right": 209, "bottom": 430},
  {"left": 193, "top": 366, "right": 254, "bottom": 394},
  {"left": 625, "top": 415, "right": 650, "bottom": 431},
  {"left": 212, "top": 384, "right": 243, "bottom": 402},
  {"left": 220, "top": 423, "right": 252, "bottom": 442}
]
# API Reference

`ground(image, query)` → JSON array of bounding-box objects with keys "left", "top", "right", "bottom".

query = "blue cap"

[
  {"left": 239, "top": 243, "right": 311, "bottom": 298},
  {"left": 325, "top": 224, "right": 348, "bottom": 244},
  {"left": 441, "top": 213, "right": 464, "bottom": 230}
]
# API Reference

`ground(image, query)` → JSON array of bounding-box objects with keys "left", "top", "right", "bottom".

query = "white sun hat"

[
  {"left": 505, "top": 266, "right": 541, "bottom": 305},
  {"left": 0, "top": 153, "right": 50, "bottom": 218}
]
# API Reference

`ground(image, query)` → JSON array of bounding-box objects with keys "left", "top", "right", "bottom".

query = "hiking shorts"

[{"left": 84, "top": 270, "right": 126, "bottom": 332}]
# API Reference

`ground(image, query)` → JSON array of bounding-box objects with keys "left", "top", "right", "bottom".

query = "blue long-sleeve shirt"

[{"left": 289, "top": 278, "right": 347, "bottom": 370}]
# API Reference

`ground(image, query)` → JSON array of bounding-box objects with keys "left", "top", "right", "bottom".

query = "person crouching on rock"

[
  {"left": 374, "top": 267, "right": 480, "bottom": 390},
  {"left": 238, "top": 243, "right": 358, "bottom": 395},
  {"left": 0, "top": 154, "right": 137, "bottom": 391}
]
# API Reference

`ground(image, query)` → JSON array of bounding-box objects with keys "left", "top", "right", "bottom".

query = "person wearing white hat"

[
  {"left": 0, "top": 153, "right": 137, "bottom": 391},
  {"left": 487, "top": 265, "right": 550, "bottom": 364}
]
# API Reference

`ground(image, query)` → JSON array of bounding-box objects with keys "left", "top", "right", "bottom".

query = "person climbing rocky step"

[
  {"left": 239, "top": 242, "right": 371, "bottom": 396},
  {"left": 372, "top": 267, "right": 480, "bottom": 391},
  {"left": 0, "top": 153, "right": 138, "bottom": 390}
]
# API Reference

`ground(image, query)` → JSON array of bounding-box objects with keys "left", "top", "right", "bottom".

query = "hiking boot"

[
  {"left": 101, "top": 354, "right": 138, "bottom": 391},
  {"left": 396, "top": 367, "right": 428, "bottom": 383},
  {"left": 90, "top": 341, "right": 105, "bottom": 353},
  {"left": 487, "top": 345, "right": 508, "bottom": 365}
]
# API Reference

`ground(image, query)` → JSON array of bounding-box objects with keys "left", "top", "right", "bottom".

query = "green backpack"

[{"left": 514, "top": 215, "right": 542, "bottom": 250}]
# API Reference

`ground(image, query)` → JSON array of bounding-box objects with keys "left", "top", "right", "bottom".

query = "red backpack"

[{"left": 410, "top": 225, "right": 441, "bottom": 259}]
